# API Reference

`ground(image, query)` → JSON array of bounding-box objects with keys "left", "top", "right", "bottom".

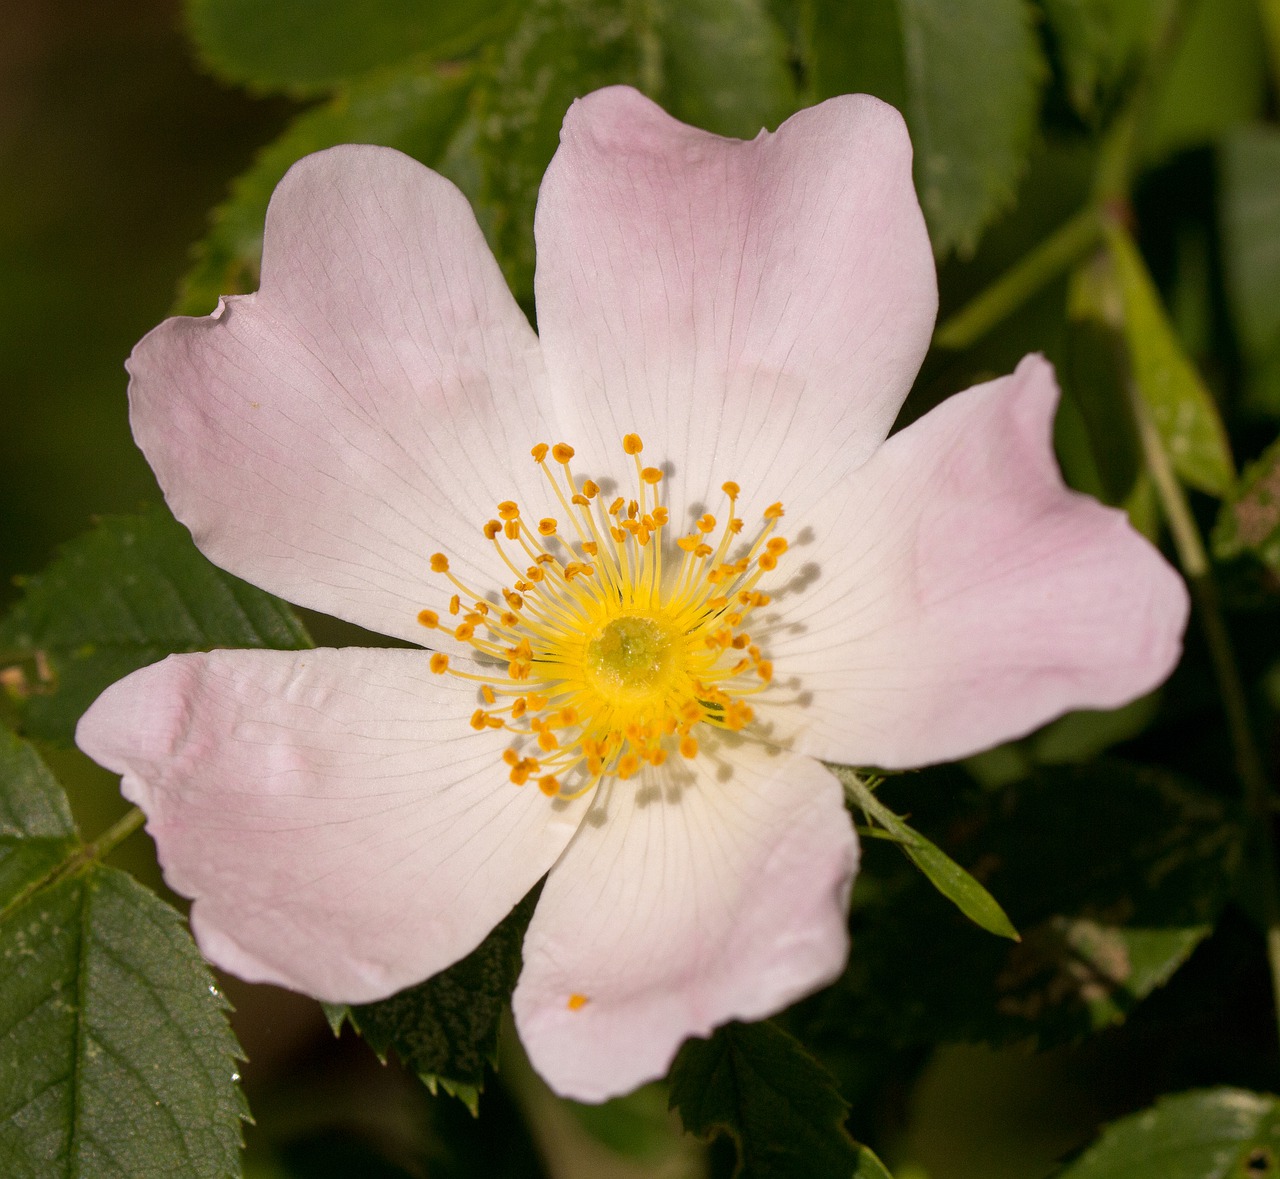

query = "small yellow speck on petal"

[{"left": 567, "top": 993, "right": 589, "bottom": 1011}]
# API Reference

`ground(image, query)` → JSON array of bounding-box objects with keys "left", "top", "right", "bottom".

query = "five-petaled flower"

[{"left": 77, "top": 86, "right": 1188, "bottom": 1102}]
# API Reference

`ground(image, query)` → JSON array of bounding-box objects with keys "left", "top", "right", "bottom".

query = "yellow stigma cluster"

[{"left": 420, "top": 434, "right": 786, "bottom": 800}]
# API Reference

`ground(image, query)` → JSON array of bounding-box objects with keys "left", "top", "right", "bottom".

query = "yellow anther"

[
  {"left": 511, "top": 698, "right": 528, "bottom": 719},
  {"left": 525, "top": 565, "right": 545, "bottom": 582},
  {"left": 680, "top": 735, "right": 699, "bottom": 759},
  {"left": 535, "top": 552, "right": 556, "bottom": 564},
  {"left": 581, "top": 541, "right": 598, "bottom": 556},
  {"left": 504, "top": 520, "right": 520, "bottom": 539},
  {"left": 503, "top": 749, "right": 520, "bottom": 767},
  {"left": 455, "top": 622, "right": 475, "bottom": 641},
  {"left": 617, "top": 753, "right": 640, "bottom": 779},
  {"left": 652, "top": 507, "right": 669, "bottom": 525},
  {"left": 729, "top": 518, "right": 744, "bottom": 534},
  {"left": 472, "top": 602, "right": 490, "bottom": 616},
  {"left": 538, "top": 518, "right": 557, "bottom": 536},
  {"left": 430, "top": 553, "right": 449, "bottom": 573},
  {"left": 500, "top": 611, "right": 519, "bottom": 627},
  {"left": 608, "top": 497, "right": 625, "bottom": 516},
  {"left": 558, "top": 707, "right": 578, "bottom": 726},
  {"left": 449, "top": 594, "right": 461, "bottom": 615},
  {"left": 483, "top": 519, "right": 501, "bottom": 539},
  {"left": 486, "top": 716, "right": 504, "bottom": 728},
  {"left": 677, "top": 535, "right": 700, "bottom": 552},
  {"left": 641, "top": 467, "right": 662, "bottom": 484},
  {"left": 470, "top": 710, "right": 488, "bottom": 731},
  {"left": 758, "top": 552, "right": 778, "bottom": 571},
  {"left": 429, "top": 653, "right": 449, "bottom": 674},
  {"left": 766, "top": 537, "right": 788, "bottom": 555},
  {"left": 722, "top": 481, "right": 740, "bottom": 498},
  {"left": 695, "top": 543, "right": 712, "bottom": 558},
  {"left": 538, "top": 729, "right": 559, "bottom": 751},
  {"left": 764, "top": 502, "right": 784, "bottom": 520},
  {"left": 697, "top": 514, "right": 716, "bottom": 533},
  {"left": 622, "top": 433, "right": 643, "bottom": 455},
  {"left": 417, "top": 609, "right": 438, "bottom": 628},
  {"left": 552, "top": 443, "right": 575, "bottom": 463},
  {"left": 756, "top": 660, "right": 774, "bottom": 683},
  {"left": 481, "top": 685, "right": 496, "bottom": 705},
  {"left": 567, "top": 992, "right": 589, "bottom": 1010},
  {"left": 582, "top": 480, "right": 599, "bottom": 498},
  {"left": 540, "top": 776, "right": 561, "bottom": 797},
  {"left": 531, "top": 443, "right": 550, "bottom": 462},
  {"left": 611, "top": 527, "right": 626, "bottom": 543},
  {"left": 498, "top": 500, "right": 520, "bottom": 520}
]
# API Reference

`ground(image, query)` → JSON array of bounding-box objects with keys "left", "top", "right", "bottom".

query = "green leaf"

[
  {"left": 1140, "top": 0, "right": 1267, "bottom": 166},
  {"left": 811, "top": 762, "right": 1243, "bottom": 1051},
  {"left": 177, "top": 61, "right": 473, "bottom": 316},
  {"left": 0, "top": 731, "right": 245, "bottom": 1178},
  {"left": 669, "top": 1021, "right": 882, "bottom": 1179},
  {"left": 0, "top": 507, "right": 310, "bottom": 745},
  {"left": 1220, "top": 125, "right": 1280, "bottom": 362},
  {"left": 834, "top": 766, "right": 1019, "bottom": 941},
  {"left": 0, "top": 728, "right": 77, "bottom": 906},
  {"left": 342, "top": 888, "right": 538, "bottom": 1113},
  {"left": 1055, "top": 1088, "right": 1280, "bottom": 1179},
  {"left": 805, "top": 0, "right": 1045, "bottom": 255},
  {"left": 1106, "top": 223, "right": 1235, "bottom": 497},
  {"left": 1212, "top": 431, "right": 1280, "bottom": 573},
  {"left": 185, "top": 0, "right": 514, "bottom": 94}
]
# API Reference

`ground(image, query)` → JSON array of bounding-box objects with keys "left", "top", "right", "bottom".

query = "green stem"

[
  {"left": 1127, "top": 380, "right": 1280, "bottom": 1042},
  {"left": 933, "top": 207, "right": 1103, "bottom": 350},
  {"left": 0, "top": 807, "right": 145, "bottom": 926}
]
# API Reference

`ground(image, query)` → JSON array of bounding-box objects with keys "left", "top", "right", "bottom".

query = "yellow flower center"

[{"left": 420, "top": 434, "right": 785, "bottom": 800}]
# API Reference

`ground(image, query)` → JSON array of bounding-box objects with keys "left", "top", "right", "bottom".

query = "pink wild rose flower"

[{"left": 77, "top": 86, "right": 1188, "bottom": 1102}]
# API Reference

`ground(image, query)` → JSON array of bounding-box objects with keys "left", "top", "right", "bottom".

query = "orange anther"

[
  {"left": 483, "top": 519, "right": 501, "bottom": 539},
  {"left": 722, "top": 481, "right": 740, "bottom": 498},
  {"left": 531, "top": 443, "right": 549, "bottom": 462},
  {"left": 540, "top": 776, "right": 561, "bottom": 797},
  {"left": 430, "top": 553, "right": 449, "bottom": 573},
  {"left": 680, "top": 735, "right": 699, "bottom": 759},
  {"left": 582, "top": 480, "right": 599, "bottom": 498},
  {"left": 498, "top": 500, "right": 520, "bottom": 520},
  {"left": 622, "top": 433, "right": 643, "bottom": 455},
  {"left": 641, "top": 467, "right": 662, "bottom": 484},
  {"left": 552, "top": 443, "right": 575, "bottom": 463},
  {"left": 538, "top": 518, "right": 557, "bottom": 536},
  {"left": 764, "top": 502, "right": 784, "bottom": 520},
  {"left": 417, "top": 609, "right": 438, "bottom": 628},
  {"left": 429, "top": 653, "right": 449, "bottom": 674}
]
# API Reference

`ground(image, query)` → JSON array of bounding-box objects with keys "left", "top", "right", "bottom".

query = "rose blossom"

[{"left": 76, "top": 86, "right": 1188, "bottom": 1102}]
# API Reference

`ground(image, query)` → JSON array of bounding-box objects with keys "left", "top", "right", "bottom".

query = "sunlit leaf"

[
  {"left": 804, "top": 0, "right": 1045, "bottom": 255},
  {"left": 0, "top": 731, "right": 245, "bottom": 1178},
  {"left": 0, "top": 508, "right": 310, "bottom": 745},
  {"left": 1056, "top": 1088, "right": 1280, "bottom": 1179},
  {"left": 1107, "top": 223, "right": 1235, "bottom": 496},
  {"left": 184, "top": 0, "right": 513, "bottom": 93},
  {"left": 670, "top": 1021, "right": 883, "bottom": 1179},
  {"left": 1212, "top": 432, "right": 1280, "bottom": 573}
]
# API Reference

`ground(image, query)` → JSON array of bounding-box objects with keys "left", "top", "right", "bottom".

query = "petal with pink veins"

[
  {"left": 75, "top": 647, "right": 588, "bottom": 1003},
  {"left": 512, "top": 743, "right": 857, "bottom": 1103},
  {"left": 535, "top": 85, "right": 937, "bottom": 525},
  {"left": 758, "top": 354, "right": 1190, "bottom": 767},
  {"left": 128, "top": 145, "right": 550, "bottom": 645}
]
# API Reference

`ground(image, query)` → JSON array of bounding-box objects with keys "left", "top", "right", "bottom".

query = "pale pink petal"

[
  {"left": 512, "top": 744, "right": 857, "bottom": 1102},
  {"left": 757, "top": 355, "right": 1190, "bottom": 767},
  {"left": 75, "top": 647, "right": 587, "bottom": 1002},
  {"left": 534, "top": 85, "right": 937, "bottom": 524},
  {"left": 128, "top": 145, "right": 550, "bottom": 645}
]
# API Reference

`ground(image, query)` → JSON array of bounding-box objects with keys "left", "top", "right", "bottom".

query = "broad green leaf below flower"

[
  {"left": 0, "top": 729, "right": 246, "bottom": 1178},
  {"left": 803, "top": 0, "right": 1044, "bottom": 255},
  {"left": 184, "top": 0, "right": 514, "bottom": 93},
  {"left": 669, "top": 1020, "right": 885, "bottom": 1179},
  {"left": 1055, "top": 1088, "right": 1280, "bottom": 1179},
  {"left": 0, "top": 507, "right": 310, "bottom": 746}
]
